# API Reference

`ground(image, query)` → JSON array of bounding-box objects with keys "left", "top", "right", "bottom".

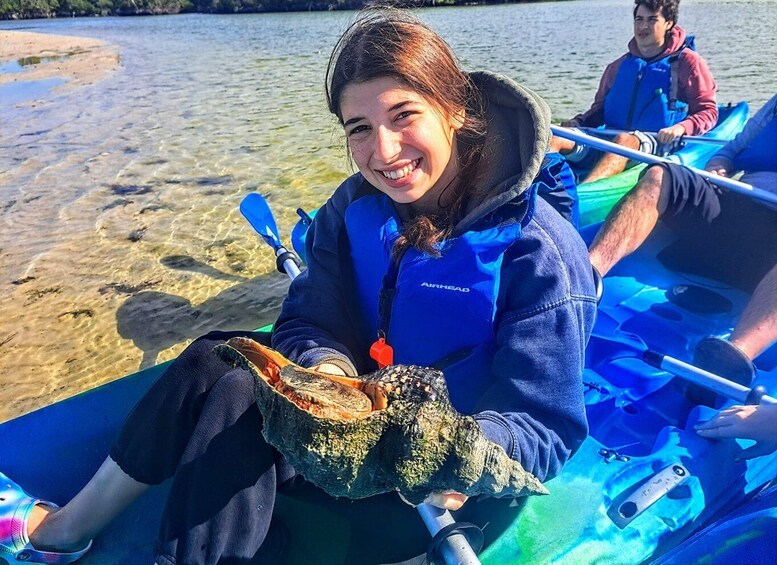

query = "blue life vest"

[
  {"left": 733, "top": 113, "right": 777, "bottom": 173},
  {"left": 603, "top": 36, "right": 694, "bottom": 131},
  {"left": 344, "top": 188, "right": 540, "bottom": 414}
]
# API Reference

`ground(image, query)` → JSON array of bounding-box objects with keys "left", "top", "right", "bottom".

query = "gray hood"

[{"left": 455, "top": 71, "right": 551, "bottom": 234}]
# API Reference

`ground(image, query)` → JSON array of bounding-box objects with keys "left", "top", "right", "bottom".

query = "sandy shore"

[{"left": 0, "top": 30, "right": 120, "bottom": 93}]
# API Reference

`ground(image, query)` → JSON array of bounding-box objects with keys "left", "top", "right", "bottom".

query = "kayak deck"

[{"left": 481, "top": 224, "right": 777, "bottom": 564}]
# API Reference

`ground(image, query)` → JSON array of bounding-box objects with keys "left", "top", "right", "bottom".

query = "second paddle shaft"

[
  {"left": 643, "top": 350, "right": 777, "bottom": 406},
  {"left": 551, "top": 125, "right": 777, "bottom": 207},
  {"left": 579, "top": 127, "right": 728, "bottom": 146}
]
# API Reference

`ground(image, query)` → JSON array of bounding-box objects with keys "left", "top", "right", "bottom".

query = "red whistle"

[{"left": 369, "top": 337, "right": 394, "bottom": 369}]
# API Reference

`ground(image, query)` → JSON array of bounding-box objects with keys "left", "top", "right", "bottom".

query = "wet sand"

[
  {"left": 0, "top": 30, "right": 120, "bottom": 94},
  {"left": 0, "top": 30, "right": 292, "bottom": 423}
]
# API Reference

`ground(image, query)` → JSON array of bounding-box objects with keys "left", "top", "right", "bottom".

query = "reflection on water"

[
  {"left": 18, "top": 54, "right": 68, "bottom": 66},
  {"left": 0, "top": 77, "right": 67, "bottom": 104},
  {"left": 0, "top": 0, "right": 775, "bottom": 421}
]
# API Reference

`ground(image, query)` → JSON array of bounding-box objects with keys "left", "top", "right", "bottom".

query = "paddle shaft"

[
  {"left": 579, "top": 127, "right": 728, "bottom": 146},
  {"left": 241, "top": 193, "right": 482, "bottom": 565},
  {"left": 643, "top": 350, "right": 777, "bottom": 406},
  {"left": 551, "top": 125, "right": 777, "bottom": 207},
  {"left": 275, "top": 247, "right": 302, "bottom": 279},
  {"left": 417, "top": 504, "right": 482, "bottom": 565}
]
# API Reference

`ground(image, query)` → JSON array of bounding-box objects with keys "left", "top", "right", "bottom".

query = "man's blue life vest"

[
  {"left": 603, "top": 36, "right": 695, "bottom": 132},
  {"left": 344, "top": 187, "right": 543, "bottom": 415},
  {"left": 733, "top": 113, "right": 777, "bottom": 173}
]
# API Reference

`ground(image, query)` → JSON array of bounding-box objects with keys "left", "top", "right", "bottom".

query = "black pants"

[
  {"left": 110, "top": 330, "right": 296, "bottom": 564},
  {"left": 109, "top": 330, "right": 521, "bottom": 564},
  {"left": 655, "top": 162, "right": 777, "bottom": 292}
]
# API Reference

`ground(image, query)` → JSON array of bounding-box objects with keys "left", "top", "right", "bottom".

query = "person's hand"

[
  {"left": 695, "top": 404, "right": 777, "bottom": 460},
  {"left": 561, "top": 118, "right": 580, "bottom": 128},
  {"left": 656, "top": 123, "right": 686, "bottom": 145},
  {"left": 423, "top": 491, "right": 469, "bottom": 511},
  {"left": 311, "top": 363, "right": 348, "bottom": 376}
]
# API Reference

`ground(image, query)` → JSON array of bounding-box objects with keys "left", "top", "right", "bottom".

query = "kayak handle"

[{"left": 608, "top": 463, "right": 689, "bottom": 529}]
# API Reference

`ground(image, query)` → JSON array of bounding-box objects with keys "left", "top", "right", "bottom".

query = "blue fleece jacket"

[{"left": 272, "top": 72, "right": 597, "bottom": 483}]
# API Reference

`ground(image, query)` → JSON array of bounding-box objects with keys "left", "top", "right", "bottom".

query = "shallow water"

[{"left": 1, "top": 0, "right": 775, "bottom": 422}]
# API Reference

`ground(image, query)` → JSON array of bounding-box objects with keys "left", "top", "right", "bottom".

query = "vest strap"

[{"left": 668, "top": 55, "right": 680, "bottom": 111}]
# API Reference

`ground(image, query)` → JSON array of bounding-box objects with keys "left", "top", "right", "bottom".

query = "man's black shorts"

[{"left": 653, "top": 162, "right": 777, "bottom": 292}]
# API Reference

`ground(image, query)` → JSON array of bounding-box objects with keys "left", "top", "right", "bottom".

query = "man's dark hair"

[{"left": 634, "top": 0, "right": 680, "bottom": 24}]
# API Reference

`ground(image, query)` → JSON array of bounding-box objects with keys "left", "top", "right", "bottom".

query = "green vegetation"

[{"left": 0, "top": 0, "right": 513, "bottom": 19}]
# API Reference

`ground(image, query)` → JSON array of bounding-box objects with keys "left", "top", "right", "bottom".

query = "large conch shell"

[{"left": 215, "top": 337, "right": 548, "bottom": 504}]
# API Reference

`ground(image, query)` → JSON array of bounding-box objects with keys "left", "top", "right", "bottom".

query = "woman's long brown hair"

[{"left": 326, "top": 7, "right": 487, "bottom": 260}]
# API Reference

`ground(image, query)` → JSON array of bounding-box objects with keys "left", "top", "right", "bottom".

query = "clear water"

[{"left": 0, "top": 0, "right": 775, "bottom": 421}]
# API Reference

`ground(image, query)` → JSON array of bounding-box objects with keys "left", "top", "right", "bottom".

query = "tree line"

[{"left": 0, "top": 0, "right": 514, "bottom": 19}]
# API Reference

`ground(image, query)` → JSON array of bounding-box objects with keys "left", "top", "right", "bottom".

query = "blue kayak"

[{"left": 1, "top": 101, "right": 772, "bottom": 564}]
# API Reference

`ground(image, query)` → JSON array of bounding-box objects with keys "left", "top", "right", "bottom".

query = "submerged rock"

[{"left": 214, "top": 337, "right": 548, "bottom": 505}]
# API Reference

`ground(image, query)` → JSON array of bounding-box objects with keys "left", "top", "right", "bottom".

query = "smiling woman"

[
  {"left": 325, "top": 14, "right": 488, "bottom": 259},
  {"left": 0, "top": 7, "right": 597, "bottom": 565},
  {"left": 276, "top": 3, "right": 597, "bottom": 526}
]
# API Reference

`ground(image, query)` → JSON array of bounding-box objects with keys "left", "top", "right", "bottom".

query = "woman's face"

[{"left": 339, "top": 76, "right": 463, "bottom": 211}]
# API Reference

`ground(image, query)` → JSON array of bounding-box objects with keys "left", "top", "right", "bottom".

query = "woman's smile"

[{"left": 379, "top": 158, "right": 421, "bottom": 181}]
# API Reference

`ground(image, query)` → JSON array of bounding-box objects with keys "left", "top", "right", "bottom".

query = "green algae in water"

[{"left": 18, "top": 55, "right": 67, "bottom": 67}]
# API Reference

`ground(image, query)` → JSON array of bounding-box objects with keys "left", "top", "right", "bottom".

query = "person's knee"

[
  {"left": 180, "top": 333, "right": 228, "bottom": 363},
  {"left": 214, "top": 369, "right": 255, "bottom": 399},
  {"left": 643, "top": 164, "right": 666, "bottom": 186},
  {"left": 632, "top": 164, "right": 665, "bottom": 201},
  {"left": 183, "top": 330, "right": 254, "bottom": 362},
  {"left": 613, "top": 132, "right": 641, "bottom": 149}
]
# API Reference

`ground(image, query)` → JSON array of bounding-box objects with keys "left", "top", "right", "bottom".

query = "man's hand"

[
  {"left": 424, "top": 491, "right": 469, "bottom": 511},
  {"left": 561, "top": 118, "right": 580, "bottom": 128},
  {"left": 695, "top": 404, "right": 777, "bottom": 460},
  {"left": 656, "top": 123, "right": 686, "bottom": 145}
]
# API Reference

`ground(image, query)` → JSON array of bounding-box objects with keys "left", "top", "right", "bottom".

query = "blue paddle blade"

[
  {"left": 240, "top": 193, "right": 283, "bottom": 250},
  {"left": 291, "top": 208, "right": 317, "bottom": 265}
]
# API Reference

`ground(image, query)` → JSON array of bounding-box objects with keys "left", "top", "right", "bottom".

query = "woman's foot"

[
  {"left": 0, "top": 471, "right": 92, "bottom": 564},
  {"left": 28, "top": 504, "right": 91, "bottom": 554}
]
